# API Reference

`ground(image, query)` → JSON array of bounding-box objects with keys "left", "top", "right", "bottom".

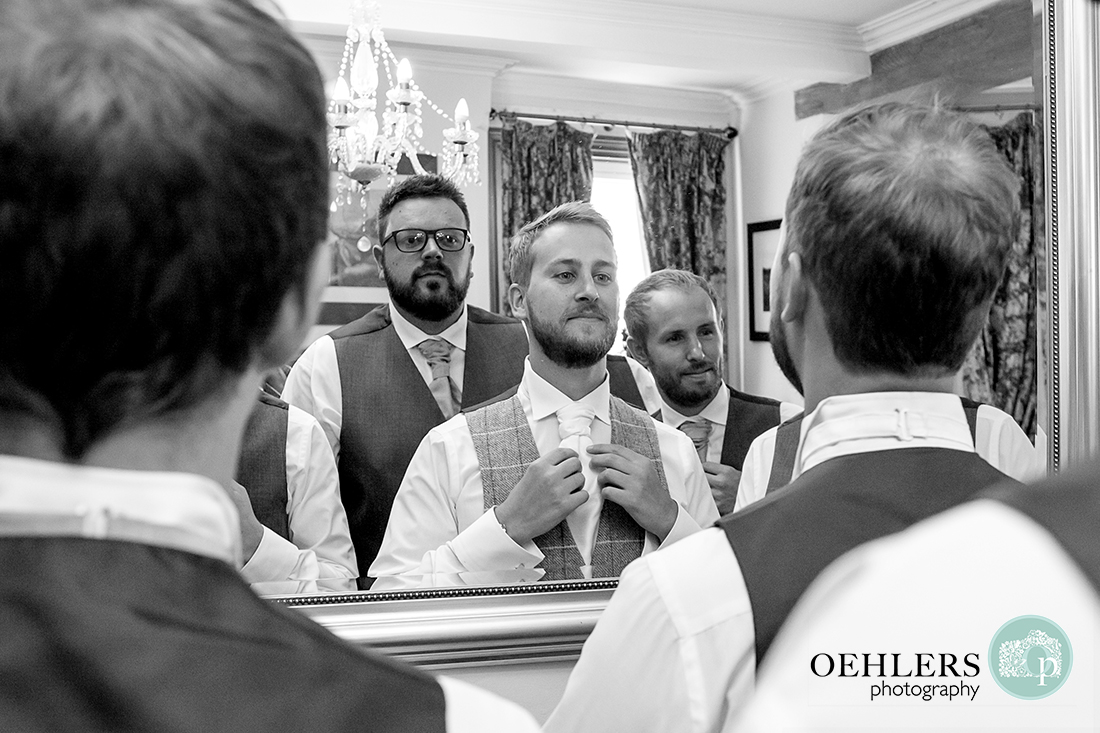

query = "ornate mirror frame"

[{"left": 281, "top": 0, "right": 1099, "bottom": 691}]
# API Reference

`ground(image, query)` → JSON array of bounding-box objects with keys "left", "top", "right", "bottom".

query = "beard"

[
  {"left": 769, "top": 307, "right": 804, "bottom": 396},
  {"left": 651, "top": 361, "right": 721, "bottom": 411},
  {"left": 528, "top": 305, "right": 617, "bottom": 369},
  {"left": 383, "top": 261, "right": 471, "bottom": 322}
]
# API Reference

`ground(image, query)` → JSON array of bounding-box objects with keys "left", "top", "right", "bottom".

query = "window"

[{"left": 590, "top": 135, "right": 649, "bottom": 352}]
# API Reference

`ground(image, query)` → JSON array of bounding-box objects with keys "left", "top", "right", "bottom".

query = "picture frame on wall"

[{"left": 747, "top": 219, "right": 782, "bottom": 342}]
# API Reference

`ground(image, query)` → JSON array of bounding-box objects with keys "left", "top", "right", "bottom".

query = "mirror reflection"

[{"left": 237, "top": 0, "right": 1049, "bottom": 596}]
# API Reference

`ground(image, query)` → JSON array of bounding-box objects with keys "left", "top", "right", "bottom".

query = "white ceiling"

[{"left": 281, "top": 0, "right": 1011, "bottom": 104}]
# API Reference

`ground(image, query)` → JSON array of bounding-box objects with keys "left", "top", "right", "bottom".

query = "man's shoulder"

[
  {"left": 328, "top": 304, "right": 392, "bottom": 341},
  {"left": 726, "top": 384, "right": 783, "bottom": 408},
  {"left": 467, "top": 305, "right": 525, "bottom": 328}
]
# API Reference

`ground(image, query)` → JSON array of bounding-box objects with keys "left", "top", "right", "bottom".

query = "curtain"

[
  {"left": 499, "top": 116, "right": 594, "bottom": 298},
  {"left": 627, "top": 130, "right": 731, "bottom": 318},
  {"left": 960, "top": 112, "right": 1040, "bottom": 439}
]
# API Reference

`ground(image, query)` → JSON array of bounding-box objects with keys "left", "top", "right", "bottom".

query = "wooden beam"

[{"left": 795, "top": 0, "right": 1034, "bottom": 119}]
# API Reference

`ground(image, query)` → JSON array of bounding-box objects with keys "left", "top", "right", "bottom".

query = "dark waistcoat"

[
  {"left": 720, "top": 386, "right": 783, "bottom": 470},
  {"left": 333, "top": 304, "right": 528, "bottom": 576},
  {"left": 0, "top": 537, "right": 445, "bottom": 733},
  {"left": 721, "top": 447, "right": 1016, "bottom": 666},
  {"left": 988, "top": 465, "right": 1100, "bottom": 597},
  {"left": 236, "top": 391, "right": 291, "bottom": 540}
]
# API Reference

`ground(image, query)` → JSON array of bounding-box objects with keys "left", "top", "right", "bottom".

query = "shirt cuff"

[
  {"left": 450, "top": 508, "right": 544, "bottom": 572},
  {"left": 658, "top": 503, "right": 702, "bottom": 548},
  {"left": 240, "top": 527, "right": 301, "bottom": 583}
]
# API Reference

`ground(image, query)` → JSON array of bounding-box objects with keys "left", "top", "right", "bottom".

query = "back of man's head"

[
  {"left": 785, "top": 102, "right": 1019, "bottom": 376},
  {"left": 0, "top": 0, "right": 329, "bottom": 458}
]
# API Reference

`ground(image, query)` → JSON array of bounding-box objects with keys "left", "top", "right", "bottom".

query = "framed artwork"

[{"left": 747, "top": 219, "right": 782, "bottom": 342}]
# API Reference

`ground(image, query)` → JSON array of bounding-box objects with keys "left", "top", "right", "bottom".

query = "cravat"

[
  {"left": 678, "top": 418, "right": 713, "bottom": 463},
  {"left": 416, "top": 338, "right": 461, "bottom": 420},
  {"left": 557, "top": 402, "right": 600, "bottom": 568}
]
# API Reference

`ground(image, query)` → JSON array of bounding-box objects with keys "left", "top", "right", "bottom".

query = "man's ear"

[
  {"left": 256, "top": 242, "right": 329, "bottom": 368},
  {"left": 779, "top": 251, "right": 809, "bottom": 325},
  {"left": 507, "top": 282, "right": 528, "bottom": 320},
  {"left": 625, "top": 336, "right": 649, "bottom": 367},
  {"left": 371, "top": 244, "right": 385, "bottom": 272}
]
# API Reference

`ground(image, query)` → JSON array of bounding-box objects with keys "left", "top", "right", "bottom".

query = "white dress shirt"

[
  {"left": 282, "top": 304, "right": 468, "bottom": 460},
  {"left": 368, "top": 359, "right": 719, "bottom": 582},
  {"left": 543, "top": 392, "right": 986, "bottom": 733},
  {"left": 659, "top": 384, "right": 802, "bottom": 464},
  {"left": 738, "top": 500, "right": 1100, "bottom": 732},
  {"left": 243, "top": 404, "right": 358, "bottom": 595},
  {"left": 0, "top": 453, "right": 540, "bottom": 733},
  {"left": 735, "top": 399, "right": 1044, "bottom": 511}
]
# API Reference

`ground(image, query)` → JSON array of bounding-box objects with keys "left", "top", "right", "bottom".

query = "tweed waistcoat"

[
  {"left": 467, "top": 394, "right": 668, "bottom": 580},
  {"left": 722, "top": 447, "right": 1015, "bottom": 667},
  {"left": 236, "top": 392, "right": 290, "bottom": 540},
  {"left": 333, "top": 304, "right": 528, "bottom": 576}
]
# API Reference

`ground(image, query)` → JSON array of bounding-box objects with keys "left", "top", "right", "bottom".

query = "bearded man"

[
  {"left": 369, "top": 202, "right": 719, "bottom": 583},
  {"left": 282, "top": 175, "right": 529, "bottom": 578},
  {"left": 624, "top": 270, "right": 801, "bottom": 514}
]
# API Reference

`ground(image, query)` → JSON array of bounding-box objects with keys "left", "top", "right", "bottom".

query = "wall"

[{"left": 736, "top": 88, "right": 829, "bottom": 406}]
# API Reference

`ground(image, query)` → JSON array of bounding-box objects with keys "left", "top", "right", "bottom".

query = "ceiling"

[{"left": 280, "top": 0, "right": 1012, "bottom": 104}]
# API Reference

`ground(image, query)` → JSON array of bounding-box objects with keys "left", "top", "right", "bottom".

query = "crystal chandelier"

[{"left": 327, "top": 0, "right": 481, "bottom": 192}]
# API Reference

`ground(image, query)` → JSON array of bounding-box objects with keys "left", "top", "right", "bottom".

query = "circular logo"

[{"left": 989, "top": 615, "right": 1072, "bottom": 700}]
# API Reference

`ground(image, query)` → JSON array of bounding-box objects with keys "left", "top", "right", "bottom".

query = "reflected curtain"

[
  {"left": 499, "top": 116, "right": 594, "bottom": 294},
  {"left": 960, "top": 112, "right": 1040, "bottom": 439},
  {"left": 627, "top": 130, "right": 731, "bottom": 318}
]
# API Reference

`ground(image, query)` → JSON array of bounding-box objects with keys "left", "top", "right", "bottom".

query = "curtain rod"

[{"left": 490, "top": 109, "right": 738, "bottom": 139}]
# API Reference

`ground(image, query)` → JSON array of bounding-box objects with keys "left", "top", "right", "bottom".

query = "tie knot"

[
  {"left": 557, "top": 402, "right": 596, "bottom": 440},
  {"left": 417, "top": 339, "right": 454, "bottom": 378},
  {"left": 678, "top": 418, "right": 712, "bottom": 451}
]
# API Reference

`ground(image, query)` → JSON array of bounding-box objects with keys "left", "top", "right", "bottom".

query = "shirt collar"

[
  {"left": 661, "top": 382, "right": 729, "bottom": 428},
  {"left": 799, "top": 391, "right": 975, "bottom": 474},
  {"left": 520, "top": 358, "right": 611, "bottom": 425},
  {"left": 389, "top": 302, "right": 468, "bottom": 352},
  {"left": 0, "top": 454, "right": 241, "bottom": 565}
]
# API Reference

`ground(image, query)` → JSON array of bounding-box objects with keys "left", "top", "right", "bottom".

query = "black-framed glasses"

[{"left": 383, "top": 228, "right": 470, "bottom": 253}]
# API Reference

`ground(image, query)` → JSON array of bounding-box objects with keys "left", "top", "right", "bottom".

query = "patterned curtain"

[
  {"left": 499, "top": 116, "right": 594, "bottom": 296},
  {"left": 960, "top": 112, "right": 1040, "bottom": 439},
  {"left": 627, "top": 130, "right": 731, "bottom": 317}
]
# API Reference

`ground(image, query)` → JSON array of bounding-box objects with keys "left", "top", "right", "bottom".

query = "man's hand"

[
  {"left": 495, "top": 448, "right": 587, "bottom": 545},
  {"left": 703, "top": 461, "right": 741, "bottom": 516},
  {"left": 224, "top": 480, "right": 265, "bottom": 564},
  {"left": 588, "top": 444, "right": 678, "bottom": 542}
]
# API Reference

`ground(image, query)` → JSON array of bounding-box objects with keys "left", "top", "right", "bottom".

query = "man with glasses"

[{"left": 283, "top": 174, "right": 530, "bottom": 581}]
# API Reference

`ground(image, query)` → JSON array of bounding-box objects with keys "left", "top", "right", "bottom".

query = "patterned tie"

[
  {"left": 678, "top": 418, "right": 713, "bottom": 463},
  {"left": 557, "top": 402, "right": 600, "bottom": 566},
  {"left": 416, "top": 338, "right": 461, "bottom": 420}
]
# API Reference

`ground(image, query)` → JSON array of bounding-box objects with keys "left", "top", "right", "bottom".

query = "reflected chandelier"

[{"left": 327, "top": 0, "right": 480, "bottom": 191}]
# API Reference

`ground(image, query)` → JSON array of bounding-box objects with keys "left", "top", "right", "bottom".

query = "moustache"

[
  {"left": 413, "top": 264, "right": 453, "bottom": 279},
  {"left": 681, "top": 363, "right": 716, "bottom": 375}
]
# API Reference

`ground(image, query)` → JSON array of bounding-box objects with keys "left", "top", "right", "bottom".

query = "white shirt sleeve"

[
  {"left": 368, "top": 416, "right": 544, "bottom": 579},
  {"left": 738, "top": 501, "right": 1100, "bottom": 732},
  {"left": 734, "top": 427, "right": 778, "bottom": 512},
  {"left": 281, "top": 335, "right": 342, "bottom": 461},
  {"left": 655, "top": 422, "right": 721, "bottom": 546},
  {"left": 437, "top": 676, "right": 540, "bottom": 732},
  {"left": 544, "top": 528, "right": 756, "bottom": 733},
  {"left": 974, "top": 404, "right": 1045, "bottom": 482},
  {"left": 240, "top": 405, "right": 357, "bottom": 593}
]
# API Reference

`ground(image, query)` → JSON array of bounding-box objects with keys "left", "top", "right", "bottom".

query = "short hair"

[
  {"left": 376, "top": 174, "right": 471, "bottom": 242},
  {"left": 624, "top": 269, "right": 720, "bottom": 351},
  {"left": 508, "top": 202, "right": 614, "bottom": 287},
  {"left": 784, "top": 102, "right": 1020, "bottom": 375},
  {"left": 0, "top": 0, "right": 329, "bottom": 458}
]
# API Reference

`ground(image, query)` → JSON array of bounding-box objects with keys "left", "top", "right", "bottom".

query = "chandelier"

[{"left": 327, "top": 0, "right": 481, "bottom": 193}]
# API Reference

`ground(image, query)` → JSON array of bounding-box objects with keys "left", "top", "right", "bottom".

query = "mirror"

[{"left": 272, "top": 0, "right": 1067, "bottom": 604}]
